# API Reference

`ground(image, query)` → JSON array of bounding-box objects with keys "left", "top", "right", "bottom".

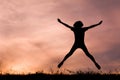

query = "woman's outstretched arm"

[
  {"left": 85, "top": 20, "right": 103, "bottom": 30},
  {"left": 57, "top": 18, "right": 73, "bottom": 29}
]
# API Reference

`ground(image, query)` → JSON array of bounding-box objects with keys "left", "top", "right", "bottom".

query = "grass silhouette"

[{"left": 0, "top": 70, "right": 119, "bottom": 80}]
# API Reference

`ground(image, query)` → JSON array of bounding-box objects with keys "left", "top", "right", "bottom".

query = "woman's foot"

[
  {"left": 95, "top": 63, "right": 101, "bottom": 70},
  {"left": 58, "top": 62, "right": 63, "bottom": 68}
]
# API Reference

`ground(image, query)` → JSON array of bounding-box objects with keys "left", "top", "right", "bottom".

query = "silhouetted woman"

[{"left": 57, "top": 18, "right": 102, "bottom": 70}]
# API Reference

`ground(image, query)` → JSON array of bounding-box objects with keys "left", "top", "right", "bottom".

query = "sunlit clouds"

[{"left": 0, "top": 0, "right": 120, "bottom": 74}]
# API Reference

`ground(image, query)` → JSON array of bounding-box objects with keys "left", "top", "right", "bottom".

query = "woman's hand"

[
  {"left": 98, "top": 20, "right": 103, "bottom": 25},
  {"left": 57, "top": 18, "right": 62, "bottom": 23}
]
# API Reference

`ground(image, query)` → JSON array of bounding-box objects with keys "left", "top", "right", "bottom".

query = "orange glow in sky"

[{"left": 0, "top": 0, "right": 120, "bottom": 74}]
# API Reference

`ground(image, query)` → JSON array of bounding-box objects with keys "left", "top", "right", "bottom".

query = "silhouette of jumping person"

[{"left": 57, "top": 18, "right": 103, "bottom": 70}]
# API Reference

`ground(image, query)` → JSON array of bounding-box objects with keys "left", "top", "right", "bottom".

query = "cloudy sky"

[{"left": 0, "top": 0, "right": 120, "bottom": 74}]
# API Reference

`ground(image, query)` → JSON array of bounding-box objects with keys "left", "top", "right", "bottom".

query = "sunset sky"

[{"left": 0, "top": 0, "right": 120, "bottom": 74}]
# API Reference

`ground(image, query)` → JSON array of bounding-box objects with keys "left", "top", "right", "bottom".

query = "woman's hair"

[{"left": 73, "top": 21, "right": 83, "bottom": 28}]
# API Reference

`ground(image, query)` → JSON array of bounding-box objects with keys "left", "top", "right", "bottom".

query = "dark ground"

[{"left": 0, "top": 72, "right": 120, "bottom": 80}]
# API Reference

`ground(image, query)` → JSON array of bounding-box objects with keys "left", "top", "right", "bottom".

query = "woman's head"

[{"left": 73, "top": 21, "right": 83, "bottom": 28}]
